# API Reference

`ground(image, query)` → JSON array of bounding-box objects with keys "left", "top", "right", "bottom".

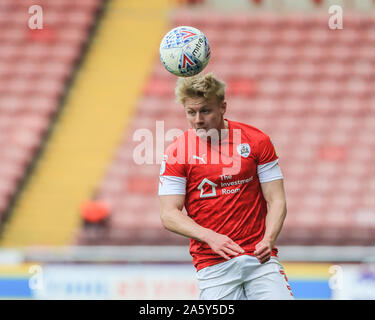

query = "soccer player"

[{"left": 158, "top": 73, "right": 293, "bottom": 300}]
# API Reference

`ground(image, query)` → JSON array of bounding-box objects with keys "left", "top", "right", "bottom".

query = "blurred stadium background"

[{"left": 0, "top": 0, "right": 374, "bottom": 299}]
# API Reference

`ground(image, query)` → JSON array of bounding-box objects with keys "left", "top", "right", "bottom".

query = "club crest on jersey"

[{"left": 237, "top": 143, "right": 251, "bottom": 158}]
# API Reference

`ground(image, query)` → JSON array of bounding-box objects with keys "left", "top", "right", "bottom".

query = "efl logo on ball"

[{"left": 159, "top": 26, "right": 211, "bottom": 77}]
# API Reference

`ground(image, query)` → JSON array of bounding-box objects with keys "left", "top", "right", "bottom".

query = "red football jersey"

[{"left": 159, "top": 119, "right": 283, "bottom": 271}]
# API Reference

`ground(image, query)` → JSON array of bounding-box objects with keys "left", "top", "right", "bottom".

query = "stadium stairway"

[{"left": 0, "top": 0, "right": 172, "bottom": 247}]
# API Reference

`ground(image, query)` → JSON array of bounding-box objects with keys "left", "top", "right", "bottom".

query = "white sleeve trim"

[
  {"left": 257, "top": 159, "right": 283, "bottom": 183},
  {"left": 158, "top": 176, "right": 186, "bottom": 195}
]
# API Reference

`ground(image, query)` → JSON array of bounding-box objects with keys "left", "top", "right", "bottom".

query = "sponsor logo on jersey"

[
  {"left": 197, "top": 178, "right": 217, "bottom": 198},
  {"left": 222, "top": 188, "right": 240, "bottom": 195}
]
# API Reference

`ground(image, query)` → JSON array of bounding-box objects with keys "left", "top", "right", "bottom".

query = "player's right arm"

[{"left": 159, "top": 194, "right": 244, "bottom": 260}]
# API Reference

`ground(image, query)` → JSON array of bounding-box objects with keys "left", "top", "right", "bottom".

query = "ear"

[{"left": 221, "top": 101, "right": 227, "bottom": 115}]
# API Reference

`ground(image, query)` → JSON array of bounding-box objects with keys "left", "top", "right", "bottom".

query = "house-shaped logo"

[{"left": 197, "top": 178, "right": 218, "bottom": 198}]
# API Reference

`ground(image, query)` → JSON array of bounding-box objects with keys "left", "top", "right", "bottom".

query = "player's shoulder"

[{"left": 229, "top": 119, "right": 270, "bottom": 142}]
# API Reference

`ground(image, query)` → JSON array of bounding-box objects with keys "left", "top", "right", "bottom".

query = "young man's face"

[{"left": 184, "top": 96, "right": 227, "bottom": 137}]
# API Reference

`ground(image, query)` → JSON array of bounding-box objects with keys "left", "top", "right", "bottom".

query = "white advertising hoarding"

[
  {"left": 32, "top": 263, "right": 199, "bottom": 300},
  {"left": 28, "top": 261, "right": 375, "bottom": 300},
  {"left": 331, "top": 263, "right": 375, "bottom": 300}
]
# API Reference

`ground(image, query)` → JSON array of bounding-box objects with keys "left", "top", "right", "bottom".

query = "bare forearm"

[
  {"left": 161, "top": 209, "right": 211, "bottom": 242},
  {"left": 161, "top": 208, "right": 244, "bottom": 260},
  {"left": 263, "top": 199, "right": 287, "bottom": 245},
  {"left": 159, "top": 195, "right": 244, "bottom": 260}
]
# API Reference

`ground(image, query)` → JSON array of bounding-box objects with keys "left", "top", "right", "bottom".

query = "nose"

[{"left": 194, "top": 112, "right": 203, "bottom": 124}]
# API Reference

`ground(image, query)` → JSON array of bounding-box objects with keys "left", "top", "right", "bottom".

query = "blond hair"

[{"left": 175, "top": 72, "right": 226, "bottom": 105}]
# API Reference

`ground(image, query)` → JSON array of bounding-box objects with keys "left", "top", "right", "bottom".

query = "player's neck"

[
  {"left": 203, "top": 119, "right": 229, "bottom": 144},
  {"left": 219, "top": 119, "right": 229, "bottom": 141},
  {"left": 223, "top": 119, "right": 228, "bottom": 130}
]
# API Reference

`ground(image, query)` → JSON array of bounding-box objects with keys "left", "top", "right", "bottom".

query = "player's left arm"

[{"left": 255, "top": 179, "right": 287, "bottom": 264}]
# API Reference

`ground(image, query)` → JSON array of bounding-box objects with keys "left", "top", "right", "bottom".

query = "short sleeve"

[
  {"left": 258, "top": 135, "right": 278, "bottom": 165},
  {"left": 256, "top": 135, "right": 283, "bottom": 183},
  {"left": 158, "top": 140, "right": 187, "bottom": 195}
]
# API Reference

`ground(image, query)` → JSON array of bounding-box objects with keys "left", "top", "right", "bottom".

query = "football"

[{"left": 159, "top": 26, "right": 211, "bottom": 77}]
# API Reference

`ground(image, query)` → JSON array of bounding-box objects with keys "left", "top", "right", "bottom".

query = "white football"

[{"left": 159, "top": 26, "right": 211, "bottom": 77}]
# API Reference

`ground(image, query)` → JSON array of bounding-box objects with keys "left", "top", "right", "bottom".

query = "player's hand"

[
  {"left": 254, "top": 239, "right": 273, "bottom": 264},
  {"left": 203, "top": 230, "right": 245, "bottom": 260}
]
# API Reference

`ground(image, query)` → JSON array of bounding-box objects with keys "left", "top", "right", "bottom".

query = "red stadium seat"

[
  {"left": 0, "top": 161, "right": 24, "bottom": 184},
  {"left": 226, "top": 78, "right": 257, "bottom": 97},
  {"left": 0, "top": 179, "right": 17, "bottom": 199},
  {"left": 0, "top": 95, "right": 24, "bottom": 113},
  {"left": 125, "top": 176, "right": 158, "bottom": 195},
  {"left": 143, "top": 79, "right": 174, "bottom": 98},
  {"left": 27, "top": 27, "right": 58, "bottom": 43}
]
